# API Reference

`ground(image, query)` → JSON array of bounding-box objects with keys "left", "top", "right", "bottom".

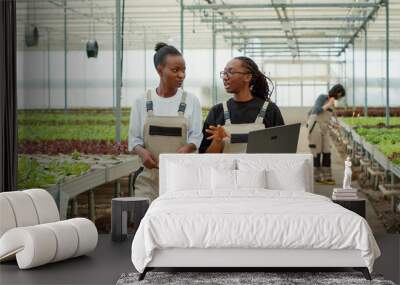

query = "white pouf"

[{"left": 0, "top": 189, "right": 98, "bottom": 269}]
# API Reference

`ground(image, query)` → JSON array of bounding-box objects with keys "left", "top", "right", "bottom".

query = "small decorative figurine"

[{"left": 342, "top": 156, "right": 352, "bottom": 190}]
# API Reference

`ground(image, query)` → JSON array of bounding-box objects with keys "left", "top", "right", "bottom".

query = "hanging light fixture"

[
  {"left": 86, "top": 0, "right": 99, "bottom": 58},
  {"left": 25, "top": 2, "right": 39, "bottom": 47},
  {"left": 25, "top": 25, "right": 39, "bottom": 47},
  {"left": 86, "top": 40, "right": 99, "bottom": 58}
]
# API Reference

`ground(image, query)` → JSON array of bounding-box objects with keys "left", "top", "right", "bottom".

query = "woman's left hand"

[{"left": 205, "top": 125, "right": 229, "bottom": 142}]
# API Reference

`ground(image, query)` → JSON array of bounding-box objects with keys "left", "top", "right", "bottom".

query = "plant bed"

[
  {"left": 18, "top": 108, "right": 132, "bottom": 115},
  {"left": 331, "top": 122, "right": 400, "bottom": 232},
  {"left": 18, "top": 125, "right": 129, "bottom": 142},
  {"left": 18, "top": 139, "right": 129, "bottom": 155},
  {"left": 18, "top": 153, "right": 140, "bottom": 220},
  {"left": 341, "top": 117, "right": 400, "bottom": 127},
  {"left": 335, "top": 107, "right": 400, "bottom": 117},
  {"left": 18, "top": 153, "right": 140, "bottom": 188},
  {"left": 18, "top": 119, "right": 130, "bottom": 126},
  {"left": 17, "top": 155, "right": 92, "bottom": 190},
  {"left": 352, "top": 127, "right": 400, "bottom": 168},
  {"left": 18, "top": 108, "right": 211, "bottom": 123},
  {"left": 18, "top": 112, "right": 130, "bottom": 124}
]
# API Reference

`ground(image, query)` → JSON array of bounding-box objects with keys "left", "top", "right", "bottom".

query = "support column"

[
  {"left": 344, "top": 54, "right": 347, "bottom": 105},
  {"left": 114, "top": 180, "right": 121, "bottom": 197},
  {"left": 364, "top": 28, "right": 368, "bottom": 117},
  {"left": 71, "top": 197, "right": 79, "bottom": 217},
  {"left": 385, "top": 0, "right": 390, "bottom": 126},
  {"left": 144, "top": 27, "right": 147, "bottom": 92},
  {"left": 327, "top": 49, "right": 331, "bottom": 91},
  {"left": 115, "top": 0, "right": 122, "bottom": 142},
  {"left": 112, "top": 17, "right": 115, "bottom": 109},
  {"left": 300, "top": 81, "right": 304, "bottom": 107},
  {"left": 64, "top": 0, "right": 67, "bottom": 113},
  {"left": 47, "top": 29, "right": 51, "bottom": 109},
  {"left": 212, "top": 7, "right": 216, "bottom": 105},
  {"left": 230, "top": 30, "right": 233, "bottom": 58},
  {"left": 88, "top": 190, "right": 96, "bottom": 222},
  {"left": 180, "top": 0, "right": 184, "bottom": 53},
  {"left": 352, "top": 42, "right": 355, "bottom": 111}
]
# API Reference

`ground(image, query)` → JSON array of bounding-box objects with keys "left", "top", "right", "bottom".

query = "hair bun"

[{"left": 155, "top": 42, "right": 168, "bottom": 52}]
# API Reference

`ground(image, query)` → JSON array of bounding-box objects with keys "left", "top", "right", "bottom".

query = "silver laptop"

[{"left": 246, "top": 123, "right": 301, "bottom": 153}]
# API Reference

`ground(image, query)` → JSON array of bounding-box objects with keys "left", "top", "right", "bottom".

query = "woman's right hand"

[
  {"left": 205, "top": 125, "right": 229, "bottom": 142},
  {"left": 327, "top": 97, "right": 335, "bottom": 106},
  {"left": 135, "top": 146, "right": 158, "bottom": 169},
  {"left": 323, "top": 97, "right": 335, "bottom": 111}
]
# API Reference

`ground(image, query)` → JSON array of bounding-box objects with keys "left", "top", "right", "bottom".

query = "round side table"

[{"left": 111, "top": 197, "right": 150, "bottom": 242}]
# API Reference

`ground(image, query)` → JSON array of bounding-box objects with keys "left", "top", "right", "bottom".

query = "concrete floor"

[
  {"left": 0, "top": 235, "right": 133, "bottom": 285},
  {"left": 1, "top": 234, "right": 398, "bottom": 285}
]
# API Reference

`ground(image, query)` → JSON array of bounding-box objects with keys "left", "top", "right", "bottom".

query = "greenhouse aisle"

[{"left": 297, "top": 125, "right": 386, "bottom": 235}]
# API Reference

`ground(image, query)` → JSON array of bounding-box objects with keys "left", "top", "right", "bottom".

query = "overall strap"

[
  {"left": 255, "top": 100, "right": 270, "bottom": 124},
  {"left": 177, "top": 91, "right": 187, "bottom": 117},
  {"left": 222, "top": 101, "right": 231, "bottom": 125},
  {"left": 145, "top": 90, "right": 154, "bottom": 116}
]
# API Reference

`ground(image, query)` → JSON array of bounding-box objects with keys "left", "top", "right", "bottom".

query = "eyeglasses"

[{"left": 219, "top": 71, "right": 250, "bottom": 79}]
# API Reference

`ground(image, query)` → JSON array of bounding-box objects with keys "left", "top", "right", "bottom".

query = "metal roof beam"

[
  {"left": 226, "top": 35, "right": 352, "bottom": 39},
  {"left": 242, "top": 47, "right": 341, "bottom": 50},
  {"left": 202, "top": 16, "right": 368, "bottom": 23},
  {"left": 249, "top": 54, "right": 340, "bottom": 57},
  {"left": 232, "top": 42, "right": 344, "bottom": 46},
  {"left": 249, "top": 54, "right": 340, "bottom": 58},
  {"left": 272, "top": 4, "right": 298, "bottom": 57},
  {"left": 184, "top": 3, "right": 380, "bottom": 10},
  {"left": 338, "top": 0, "right": 384, "bottom": 55},
  {"left": 248, "top": 50, "right": 340, "bottom": 53},
  {"left": 47, "top": 0, "right": 113, "bottom": 26},
  {"left": 215, "top": 27, "right": 355, "bottom": 33}
]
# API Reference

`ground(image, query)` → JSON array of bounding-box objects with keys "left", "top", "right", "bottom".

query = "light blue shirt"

[{"left": 310, "top": 94, "right": 329, "bottom": 115}]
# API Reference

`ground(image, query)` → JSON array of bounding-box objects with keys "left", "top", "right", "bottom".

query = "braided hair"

[
  {"left": 235, "top": 56, "right": 274, "bottom": 101},
  {"left": 153, "top": 42, "right": 182, "bottom": 68}
]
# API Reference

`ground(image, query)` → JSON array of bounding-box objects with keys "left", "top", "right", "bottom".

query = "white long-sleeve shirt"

[{"left": 128, "top": 88, "right": 203, "bottom": 151}]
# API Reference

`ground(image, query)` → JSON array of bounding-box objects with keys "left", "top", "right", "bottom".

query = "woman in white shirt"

[{"left": 128, "top": 42, "right": 203, "bottom": 201}]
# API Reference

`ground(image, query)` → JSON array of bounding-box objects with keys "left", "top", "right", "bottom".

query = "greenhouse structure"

[{"left": 0, "top": 0, "right": 399, "bottom": 284}]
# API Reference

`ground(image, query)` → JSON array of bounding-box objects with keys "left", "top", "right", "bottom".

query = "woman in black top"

[{"left": 199, "top": 56, "right": 284, "bottom": 153}]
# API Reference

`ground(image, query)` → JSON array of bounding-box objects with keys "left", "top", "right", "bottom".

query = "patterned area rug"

[{"left": 116, "top": 271, "right": 395, "bottom": 285}]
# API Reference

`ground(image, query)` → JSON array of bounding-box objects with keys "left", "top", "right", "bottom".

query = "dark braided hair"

[
  {"left": 235, "top": 56, "right": 274, "bottom": 101},
  {"left": 153, "top": 42, "right": 182, "bottom": 68}
]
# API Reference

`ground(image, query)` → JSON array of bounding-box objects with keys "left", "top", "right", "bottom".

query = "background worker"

[{"left": 307, "top": 83, "right": 346, "bottom": 184}]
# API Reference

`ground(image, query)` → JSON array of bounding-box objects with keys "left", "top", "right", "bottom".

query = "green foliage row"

[
  {"left": 342, "top": 117, "right": 400, "bottom": 126},
  {"left": 19, "top": 125, "right": 129, "bottom": 142},
  {"left": 356, "top": 127, "right": 400, "bottom": 165},
  {"left": 18, "top": 156, "right": 91, "bottom": 189},
  {"left": 18, "top": 108, "right": 211, "bottom": 142},
  {"left": 18, "top": 113, "right": 130, "bottom": 124},
  {"left": 18, "top": 108, "right": 211, "bottom": 125}
]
